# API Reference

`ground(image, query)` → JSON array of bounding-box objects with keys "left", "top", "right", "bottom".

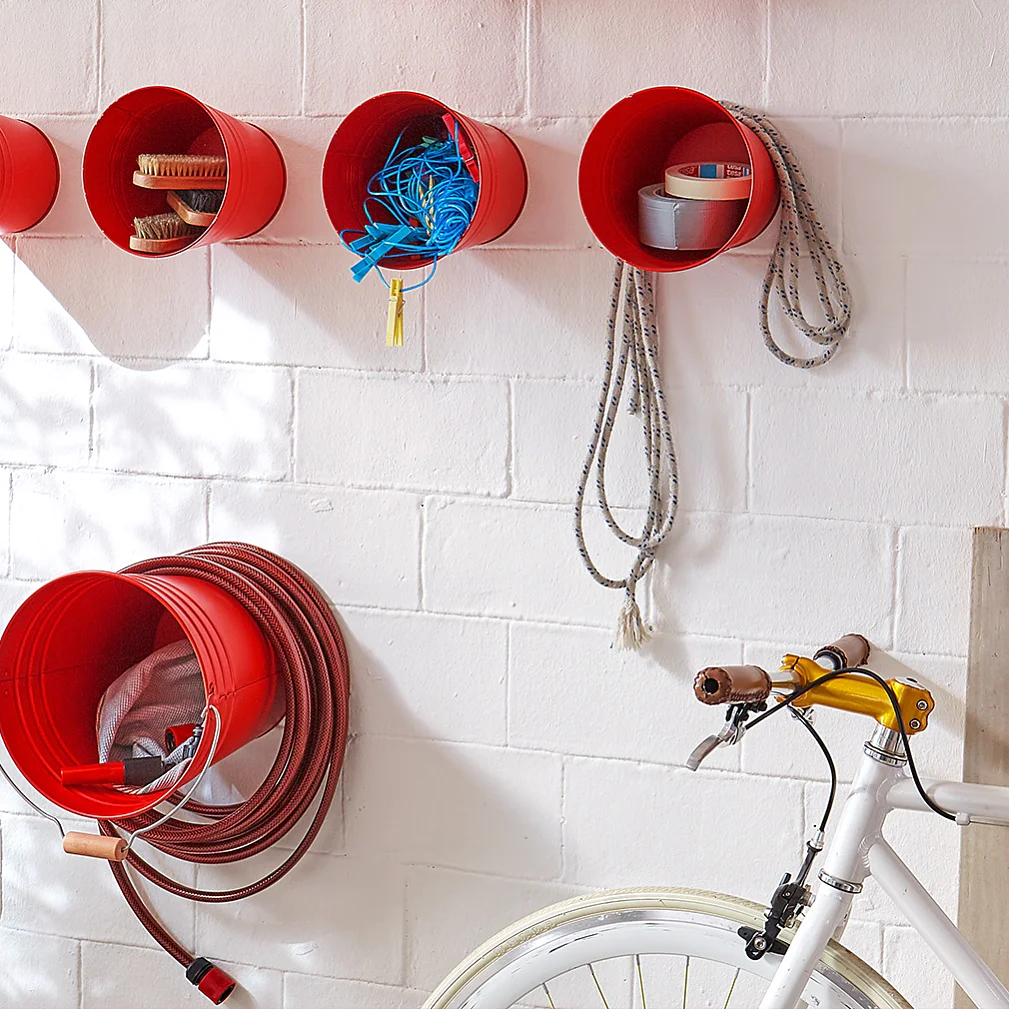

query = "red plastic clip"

[
  {"left": 442, "top": 113, "right": 479, "bottom": 184},
  {"left": 165, "top": 723, "right": 197, "bottom": 750}
]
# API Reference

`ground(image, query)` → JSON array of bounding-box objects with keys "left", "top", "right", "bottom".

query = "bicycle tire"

[{"left": 423, "top": 887, "right": 911, "bottom": 1009}]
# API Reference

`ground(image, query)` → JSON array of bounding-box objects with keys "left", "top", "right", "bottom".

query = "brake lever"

[
  {"left": 685, "top": 701, "right": 766, "bottom": 771},
  {"left": 686, "top": 722, "right": 734, "bottom": 766},
  {"left": 686, "top": 723, "right": 737, "bottom": 771}
]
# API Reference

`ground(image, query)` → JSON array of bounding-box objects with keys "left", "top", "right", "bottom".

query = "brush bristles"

[
  {"left": 174, "top": 189, "right": 225, "bottom": 214},
  {"left": 136, "top": 153, "right": 227, "bottom": 177},
  {"left": 133, "top": 213, "right": 200, "bottom": 240}
]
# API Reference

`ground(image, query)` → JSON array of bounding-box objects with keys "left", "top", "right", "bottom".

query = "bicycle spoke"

[
  {"left": 635, "top": 953, "right": 647, "bottom": 1009},
  {"left": 682, "top": 956, "right": 689, "bottom": 1009},
  {"left": 541, "top": 982, "right": 557, "bottom": 1009},
  {"left": 588, "top": 963, "right": 611, "bottom": 1009},
  {"left": 722, "top": 967, "right": 740, "bottom": 1009}
]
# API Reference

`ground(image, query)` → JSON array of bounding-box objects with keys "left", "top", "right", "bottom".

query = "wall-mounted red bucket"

[
  {"left": 0, "top": 116, "right": 59, "bottom": 234},
  {"left": 0, "top": 568, "right": 283, "bottom": 819},
  {"left": 83, "top": 86, "right": 286, "bottom": 257},
  {"left": 579, "top": 87, "right": 780, "bottom": 272},
  {"left": 322, "top": 91, "right": 528, "bottom": 270}
]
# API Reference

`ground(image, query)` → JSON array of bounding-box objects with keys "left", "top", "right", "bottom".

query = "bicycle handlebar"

[
  {"left": 692, "top": 633, "right": 935, "bottom": 739},
  {"left": 813, "top": 633, "right": 870, "bottom": 670},
  {"left": 693, "top": 634, "right": 871, "bottom": 706},
  {"left": 693, "top": 664, "right": 771, "bottom": 704}
]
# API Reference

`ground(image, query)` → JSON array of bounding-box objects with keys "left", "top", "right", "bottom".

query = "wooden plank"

[{"left": 956, "top": 527, "right": 1009, "bottom": 1007}]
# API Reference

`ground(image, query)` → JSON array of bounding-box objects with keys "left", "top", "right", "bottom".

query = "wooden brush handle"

[
  {"left": 133, "top": 171, "right": 226, "bottom": 190},
  {"left": 166, "top": 191, "right": 218, "bottom": 227},
  {"left": 63, "top": 831, "right": 128, "bottom": 861},
  {"left": 129, "top": 235, "right": 198, "bottom": 255}
]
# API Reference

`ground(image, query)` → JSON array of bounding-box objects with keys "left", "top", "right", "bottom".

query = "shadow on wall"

[
  {"left": 0, "top": 346, "right": 91, "bottom": 474},
  {"left": 89, "top": 359, "right": 292, "bottom": 481},
  {"left": 11, "top": 235, "right": 210, "bottom": 366},
  {"left": 211, "top": 243, "right": 425, "bottom": 369},
  {"left": 1, "top": 520, "right": 559, "bottom": 995},
  {"left": 193, "top": 621, "right": 561, "bottom": 990},
  {"left": 339, "top": 620, "right": 560, "bottom": 875}
]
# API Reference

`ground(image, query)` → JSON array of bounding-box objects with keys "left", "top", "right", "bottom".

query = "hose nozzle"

[{"left": 186, "top": 958, "right": 236, "bottom": 1004}]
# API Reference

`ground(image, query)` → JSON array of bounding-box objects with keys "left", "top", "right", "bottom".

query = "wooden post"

[{"left": 956, "top": 527, "right": 1009, "bottom": 1007}]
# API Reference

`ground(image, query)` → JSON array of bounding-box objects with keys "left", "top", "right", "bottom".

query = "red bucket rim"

[
  {"left": 322, "top": 90, "right": 527, "bottom": 270},
  {"left": 0, "top": 117, "right": 60, "bottom": 235},
  {"left": 0, "top": 569, "right": 274, "bottom": 819},
  {"left": 83, "top": 85, "right": 287, "bottom": 258},
  {"left": 579, "top": 86, "right": 780, "bottom": 272}
]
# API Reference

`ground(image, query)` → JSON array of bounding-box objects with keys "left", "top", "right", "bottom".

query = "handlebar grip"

[
  {"left": 693, "top": 665, "right": 771, "bottom": 705},
  {"left": 813, "top": 633, "right": 870, "bottom": 670}
]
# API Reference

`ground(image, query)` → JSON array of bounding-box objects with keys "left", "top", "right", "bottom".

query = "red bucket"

[
  {"left": 322, "top": 91, "right": 528, "bottom": 270},
  {"left": 83, "top": 86, "right": 286, "bottom": 258},
  {"left": 0, "top": 116, "right": 59, "bottom": 234},
  {"left": 579, "top": 87, "right": 780, "bottom": 272},
  {"left": 0, "top": 569, "right": 283, "bottom": 819}
]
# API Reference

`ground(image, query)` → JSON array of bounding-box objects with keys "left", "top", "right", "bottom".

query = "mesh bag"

[{"left": 96, "top": 639, "right": 205, "bottom": 794}]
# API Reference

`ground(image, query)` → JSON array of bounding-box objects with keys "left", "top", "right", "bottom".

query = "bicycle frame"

[{"left": 762, "top": 731, "right": 1009, "bottom": 1009}]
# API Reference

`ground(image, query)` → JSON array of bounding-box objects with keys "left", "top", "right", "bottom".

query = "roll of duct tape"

[
  {"left": 664, "top": 162, "right": 752, "bottom": 201},
  {"left": 638, "top": 184, "right": 746, "bottom": 251}
]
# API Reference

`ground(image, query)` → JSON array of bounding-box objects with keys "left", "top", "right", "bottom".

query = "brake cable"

[
  {"left": 745, "top": 666, "right": 955, "bottom": 821},
  {"left": 737, "top": 704, "right": 837, "bottom": 959}
]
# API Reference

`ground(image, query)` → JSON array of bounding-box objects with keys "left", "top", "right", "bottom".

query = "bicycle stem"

[{"left": 771, "top": 654, "right": 935, "bottom": 734}]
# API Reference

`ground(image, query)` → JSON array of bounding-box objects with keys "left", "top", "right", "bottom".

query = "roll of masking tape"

[
  {"left": 664, "top": 162, "right": 752, "bottom": 201},
  {"left": 638, "top": 184, "right": 746, "bottom": 251}
]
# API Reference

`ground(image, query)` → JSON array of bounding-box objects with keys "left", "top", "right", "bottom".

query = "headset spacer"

[{"left": 818, "top": 869, "right": 863, "bottom": 894}]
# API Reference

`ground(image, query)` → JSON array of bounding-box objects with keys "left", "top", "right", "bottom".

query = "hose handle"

[{"left": 62, "top": 831, "right": 127, "bottom": 862}]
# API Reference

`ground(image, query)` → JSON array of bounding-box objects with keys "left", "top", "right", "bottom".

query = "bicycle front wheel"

[{"left": 423, "top": 888, "right": 910, "bottom": 1009}]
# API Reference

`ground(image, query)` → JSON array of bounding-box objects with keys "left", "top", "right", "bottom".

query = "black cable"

[
  {"left": 790, "top": 710, "right": 837, "bottom": 832},
  {"left": 747, "top": 666, "right": 956, "bottom": 822}
]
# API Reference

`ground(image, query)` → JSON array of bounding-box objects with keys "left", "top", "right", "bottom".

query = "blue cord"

[{"left": 340, "top": 125, "right": 479, "bottom": 291}]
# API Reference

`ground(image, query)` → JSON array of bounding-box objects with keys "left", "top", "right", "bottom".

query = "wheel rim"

[{"left": 448, "top": 908, "right": 891, "bottom": 1009}]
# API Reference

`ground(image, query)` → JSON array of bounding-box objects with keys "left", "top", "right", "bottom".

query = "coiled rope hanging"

[
  {"left": 576, "top": 110, "right": 850, "bottom": 647},
  {"left": 575, "top": 262, "right": 678, "bottom": 650},
  {"left": 98, "top": 543, "right": 349, "bottom": 995},
  {"left": 721, "top": 102, "right": 852, "bottom": 368}
]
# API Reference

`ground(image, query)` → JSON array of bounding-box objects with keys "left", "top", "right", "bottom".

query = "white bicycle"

[{"left": 424, "top": 635, "right": 1009, "bottom": 1009}]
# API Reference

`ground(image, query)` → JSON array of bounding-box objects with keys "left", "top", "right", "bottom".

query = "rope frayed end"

[{"left": 614, "top": 593, "right": 651, "bottom": 651}]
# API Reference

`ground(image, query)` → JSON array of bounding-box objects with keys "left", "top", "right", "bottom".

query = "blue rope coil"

[{"left": 340, "top": 125, "right": 479, "bottom": 291}]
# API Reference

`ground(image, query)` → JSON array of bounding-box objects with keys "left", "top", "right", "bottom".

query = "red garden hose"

[{"left": 96, "top": 542, "right": 350, "bottom": 1003}]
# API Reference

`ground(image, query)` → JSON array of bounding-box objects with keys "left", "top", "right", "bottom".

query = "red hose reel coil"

[{"left": 91, "top": 543, "right": 351, "bottom": 998}]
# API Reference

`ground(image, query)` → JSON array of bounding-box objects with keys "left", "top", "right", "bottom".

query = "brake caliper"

[{"left": 739, "top": 872, "right": 812, "bottom": 959}]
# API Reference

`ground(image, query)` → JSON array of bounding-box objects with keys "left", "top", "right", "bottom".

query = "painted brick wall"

[{"left": 0, "top": 1, "right": 995, "bottom": 1006}]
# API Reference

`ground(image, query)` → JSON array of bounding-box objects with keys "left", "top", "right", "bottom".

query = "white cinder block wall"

[{"left": 0, "top": 2, "right": 996, "bottom": 1007}]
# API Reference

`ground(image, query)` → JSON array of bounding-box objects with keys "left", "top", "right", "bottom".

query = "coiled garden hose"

[{"left": 96, "top": 542, "right": 350, "bottom": 1003}]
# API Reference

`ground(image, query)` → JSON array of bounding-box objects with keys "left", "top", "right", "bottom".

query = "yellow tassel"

[{"left": 386, "top": 278, "right": 404, "bottom": 348}]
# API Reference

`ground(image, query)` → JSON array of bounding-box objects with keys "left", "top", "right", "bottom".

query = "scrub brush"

[
  {"left": 130, "top": 212, "right": 201, "bottom": 254},
  {"left": 167, "top": 188, "right": 225, "bottom": 227},
  {"left": 134, "top": 153, "right": 227, "bottom": 190}
]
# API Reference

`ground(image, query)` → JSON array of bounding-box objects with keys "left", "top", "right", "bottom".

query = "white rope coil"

[
  {"left": 574, "top": 260, "right": 679, "bottom": 649},
  {"left": 574, "top": 108, "right": 850, "bottom": 646},
  {"left": 721, "top": 102, "right": 852, "bottom": 368}
]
